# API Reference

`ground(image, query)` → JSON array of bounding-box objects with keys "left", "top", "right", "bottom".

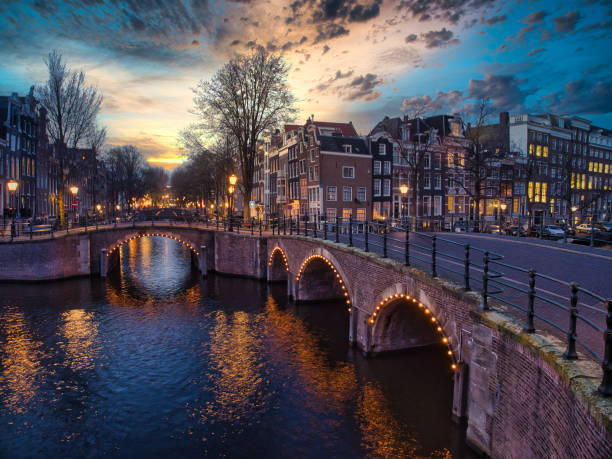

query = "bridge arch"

[
  {"left": 294, "top": 251, "right": 352, "bottom": 309},
  {"left": 105, "top": 231, "right": 201, "bottom": 260},
  {"left": 368, "top": 291, "right": 457, "bottom": 370},
  {"left": 267, "top": 247, "right": 290, "bottom": 281}
]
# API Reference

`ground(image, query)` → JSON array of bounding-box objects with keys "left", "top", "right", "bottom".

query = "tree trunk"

[{"left": 242, "top": 183, "right": 253, "bottom": 222}]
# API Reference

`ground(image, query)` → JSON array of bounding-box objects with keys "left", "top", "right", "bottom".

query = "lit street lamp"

[
  {"left": 7, "top": 180, "right": 18, "bottom": 238},
  {"left": 70, "top": 186, "right": 79, "bottom": 227},
  {"left": 399, "top": 183, "right": 408, "bottom": 225},
  {"left": 228, "top": 174, "right": 237, "bottom": 232},
  {"left": 500, "top": 202, "right": 507, "bottom": 233}
]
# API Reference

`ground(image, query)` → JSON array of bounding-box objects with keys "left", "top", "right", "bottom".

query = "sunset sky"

[{"left": 0, "top": 0, "right": 610, "bottom": 169}]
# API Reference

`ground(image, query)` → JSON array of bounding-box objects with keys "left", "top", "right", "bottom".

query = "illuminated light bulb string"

[
  {"left": 267, "top": 247, "right": 290, "bottom": 271},
  {"left": 371, "top": 294, "right": 457, "bottom": 371},
  {"left": 105, "top": 233, "right": 200, "bottom": 257},
  {"left": 295, "top": 254, "right": 351, "bottom": 309}
]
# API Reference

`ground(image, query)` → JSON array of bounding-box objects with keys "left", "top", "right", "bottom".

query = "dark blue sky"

[{"left": 0, "top": 0, "right": 610, "bottom": 167}]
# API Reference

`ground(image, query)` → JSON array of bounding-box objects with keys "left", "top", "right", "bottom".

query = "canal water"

[{"left": 0, "top": 237, "right": 474, "bottom": 458}]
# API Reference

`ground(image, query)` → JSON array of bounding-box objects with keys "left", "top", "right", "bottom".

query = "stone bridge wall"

[{"left": 0, "top": 228, "right": 609, "bottom": 456}]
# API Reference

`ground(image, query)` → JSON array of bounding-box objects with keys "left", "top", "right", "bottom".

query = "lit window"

[{"left": 327, "top": 186, "right": 337, "bottom": 201}]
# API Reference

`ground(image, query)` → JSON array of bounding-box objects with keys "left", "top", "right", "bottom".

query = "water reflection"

[
  {"left": 0, "top": 237, "right": 472, "bottom": 458},
  {"left": 60, "top": 309, "right": 100, "bottom": 372},
  {"left": 0, "top": 307, "right": 46, "bottom": 413}
]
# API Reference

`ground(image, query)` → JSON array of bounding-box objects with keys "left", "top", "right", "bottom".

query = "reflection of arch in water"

[
  {"left": 295, "top": 254, "right": 351, "bottom": 308},
  {"left": 267, "top": 247, "right": 290, "bottom": 281},
  {"left": 369, "top": 293, "right": 457, "bottom": 371},
  {"left": 105, "top": 232, "right": 200, "bottom": 258}
]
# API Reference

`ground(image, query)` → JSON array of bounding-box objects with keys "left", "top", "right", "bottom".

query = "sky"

[{"left": 0, "top": 0, "right": 610, "bottom": 169}]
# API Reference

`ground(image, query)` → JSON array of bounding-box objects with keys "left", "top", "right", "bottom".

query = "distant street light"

[
  {"left": 228, "top": 175, "right": 237, "bottom": 232},
  {"left": 399, "top": 184, "right": 408, "bottom": 224},
  {"left": 7, "top": 179, "right": 18, "bottom": 220},
  {"left": 70, "top": 186, "right": 79, "bottom": 225}
]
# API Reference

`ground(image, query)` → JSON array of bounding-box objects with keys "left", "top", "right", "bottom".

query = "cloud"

[
  {"left": 309, "top": 0, "right": 383, "bottom": 23},
  {"left": 553, "top": 11, "right": 580, "bottom": 33},
  {"left": 522, "top": 10, "right": 548, "bottom": 24},
  {"left": 526, "top": 48, "right": 545, "bottom": 56},
  {"left": 405, "top": 33, "right": 418, "bottom": 42},
  {"left": 398, "top": 0, "right": 494, "bottom": 25},
  {"left": 538, "top": 79, "right": 612, "bottom": 115},
  {"left": 343, "top": 73, "right": 383, "bottom": 101},
  {"left": 421, "top": 28, "right": 459, "bottom": 48},
  {"left": 313, "top": 23, "right": 350, "bottom": 44},
  {"left": 482, "top": 15, "right": 507, "bottom": 26},
  {"left": 400, "top": 74, "right": 531, "bottom": 116}
]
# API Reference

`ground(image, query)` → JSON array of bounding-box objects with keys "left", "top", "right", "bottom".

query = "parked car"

[
  {"left": 541, "top": 225, "right": 565, "bottom": 240},
  {"left": 452, "top": 220, "right": 470, "bottom": 232},
  {"left": 484, "top": 224, "right": 503, "bottom": 234},
  {"left": 505, "top": 225, "right": 526, "bottom": 236},
  {"left": 558, "top": 223, "right": 575, "bottom": 236},
  {"left": 575, "top": 223, "right": 602, "bottom": 235}
]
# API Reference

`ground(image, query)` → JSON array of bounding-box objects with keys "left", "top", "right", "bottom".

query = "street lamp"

[
  {"left": 399, "top": 184, "right": 408, "bottom": 225},
  {"left": 500, "top": 202, "right": 507, "bottom": 234},
  {"left": 228, "top": 174, "right": 238, "bottom": 232},
  {"left": 7, "top": 180, "right": 18, "bottom": 218},
  {"left": 70, "top": 186, "right": 79, "bottom": 227}
]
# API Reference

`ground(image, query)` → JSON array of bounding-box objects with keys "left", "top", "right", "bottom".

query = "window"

[
  {"left": 343, "top": 186, "right": 352, "bottom": 201},
  {"left": 342, "top": 166, "right": 354, "bottom": 178},
  {"left": 357, "top": 187, "right": 366, "bottom": 201},
  {"left": 543, "top": 146, "right": 548, "bottom": 158},
  {"left": 433, "top": 196, "right": 442, "bottom": 216},
  {"left": 447, "top": 196, "right": 454, "bottom": 213},
  {"left": 356, "top": 208, "right": 366, "bottom": 221},
  {"left": 379, "top": 143, "right": 386, "bottom": 155},
  {"left": 373, "top": 160, "right": 381, "bottom": 175},
  {"left": 447, "top": 153, "right": 454, "bottom": 168},
  {"left": 299, "top": 160, "right": 305, "bottom": 174},
  {"left": 434, "top": 174, "right": 442, "bottom": 190},
  {"left": 423, "top": 196, "right": 431, "bottom": 216},
  {"left": 327, "top": 186, "right": 337, "bottom": 201},
  {"left": 327, "top": 208, "right": 337, "bottom": 220},
  {"left": 313, "top": 165, "right": 318, "bottom": 180},
  {"left": 373, "top": 179, "right": 381, "bottom": 196},
  {"left": 536, "top": 145, "right": 542, "bottom": 157},
  {"left": 343, "top": 145, "right": 352, "bottom": 153},
  {"left": 424, "top": 153, "right": 430, "bottom": 169},
  {"left": 383, "top": 161, "right": 391, "bottom": 175},
  {"left": 424, "top": 174, "right": 431, "bottom": 189},
  {"left": 343, "top": 208, "right": 352, "bottom": 219},
  {"left": 383, "top": 179, "right": 391, "bottom": 196},
  {"left": 434, "top": 154, "right": 441, "bottom": 170},
  {"left": 529, "top": 144, "right": 535, "bottom": 155}
]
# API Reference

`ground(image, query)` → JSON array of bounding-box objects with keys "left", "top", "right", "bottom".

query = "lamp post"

[
  {"left": 70, "top": 186, "right": 79, "bottom": 227},
  {"left": 228, "top": 174, "right": 238, "bottom": 232},
  {"left": 500, "top": 202, "right": 507, "bottom": 234},
  {"left": 7, "top": 180, "right": 18, "bottom": 238},
  {"left": 570, "top": 205, "right": 578, "bottom": 228},
  {"left": 399, "top": 184, "right": 408, "bottom": 226}
]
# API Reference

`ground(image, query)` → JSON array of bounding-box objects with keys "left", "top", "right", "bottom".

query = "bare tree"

[
  {"left": 103, "top": 146, "right": 146, "bottom": 212},
  {"left": 191, "top": 47, "right": 296, "bottom": 219},
  {"left": 86, "top": 123, "right": 106, "bottom": 210},
  {"left": 37, "top": 50, "right": 103, "bottom": 225}
]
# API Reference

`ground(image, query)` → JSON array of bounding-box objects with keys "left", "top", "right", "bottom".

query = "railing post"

[
  {"left": 590, "top": 224, "right": 595, "bottom": 247},
  {"left": 283, "top": 216, "right": 286, "bottom": 235},
  {"left": 216, "top": 218, "right": 219, "bottom": 231},
  {"left": 323, "top": 218, "right": 327, "bottom": 240},
  {"left": 524, "top": 269, "right": 536, "bottom": 332},
  {"left": 313, "top": 215, "right": 318, "bottom": 238},
  {"left": 599, "top": 299, "right": 612, "bottom": 396},
  {"left": 563, "top": 282, "right": 579, "bottom": 360},
  {"left": 335, "top": 216, "right": 340, "bottom": 243},
  {"left": 463, "top": 244, "right": 470, "bottom": 290},
  {"left": 259, "top": 219, "right": 262, "bottom": 236},
  {"left": 383, "top": 223, "right": 388, "bottom": 258},
  {"left": 364, "top": 222, "right": 369, "bottom": 252},
  {"left": 30, "top": 223, "right": 33, "bottom": 240},
  {"left": 349, "top": 217, "right": 353, "bottom": 247},
  {"left": 251, "top": 218, "right": 254, "bottom": 236},
  {"left": 481, "top": 251, "right": 490, "bottom": 310},
  {"left": 431, "top": 235, "right": 437, "bottom": 277},
  {"left": 405, "top": 224, "right": 410, "bottom": 266},
  {"left": 297, "top": 215, "right": 300, "bottom": 235},
  {"left": 290, "top": 217, "right": 293, "bottom": 235}
]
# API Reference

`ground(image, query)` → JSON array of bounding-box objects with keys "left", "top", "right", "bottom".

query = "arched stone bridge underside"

[{"left": 0, "top": 225, "right": 609, "bottom": 456}]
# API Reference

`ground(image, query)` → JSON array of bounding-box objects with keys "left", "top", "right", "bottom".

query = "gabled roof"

[
  {"left": 369, "top": 116, "right": 402, "bottom": 138},
  {"left": 308, "top": 120, "right": 357, "bottom": 137},
  {"left": 319, "top": 135, "right": 369, "bottom": 155}
]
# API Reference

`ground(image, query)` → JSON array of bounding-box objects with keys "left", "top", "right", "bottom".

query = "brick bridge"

[{"left": 0, "top": 223, "right": 610, "bottom": 456}]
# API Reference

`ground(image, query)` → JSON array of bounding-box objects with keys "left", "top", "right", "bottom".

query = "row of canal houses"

[{"left": 251, "top": 113, "right": 612, "bottom": 230}]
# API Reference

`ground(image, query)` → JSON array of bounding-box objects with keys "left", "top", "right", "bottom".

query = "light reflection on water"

[{"left": 0, "top": 236, "right": 472, "bottom": 458}]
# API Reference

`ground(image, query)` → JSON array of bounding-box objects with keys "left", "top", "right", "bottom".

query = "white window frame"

[
  {"left": 357, "top": 187, "right": 367, "bottom": 202},
  {"left": 327, "top": 186, "right": 337, "bottom": 201},
  {"left": 373, "top": 179, "right": 381, "bottom": 197},
  {"left": 343, "top": 186, "right": 352, "bottom": 201},
  {"left": 342, "top": 166, "right": 355, "bottom": 179}
]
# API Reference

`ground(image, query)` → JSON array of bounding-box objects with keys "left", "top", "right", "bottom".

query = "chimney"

[{"left": 500, "top": 112, "right": 509, "bottom": 127}]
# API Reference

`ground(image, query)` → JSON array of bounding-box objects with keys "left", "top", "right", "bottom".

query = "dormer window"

[
  {"left": 343, "top": 144, "right": 352, "bottom": 153},
  {"left": 379, "top": 143, "right": 386, "bottom": 155}
]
